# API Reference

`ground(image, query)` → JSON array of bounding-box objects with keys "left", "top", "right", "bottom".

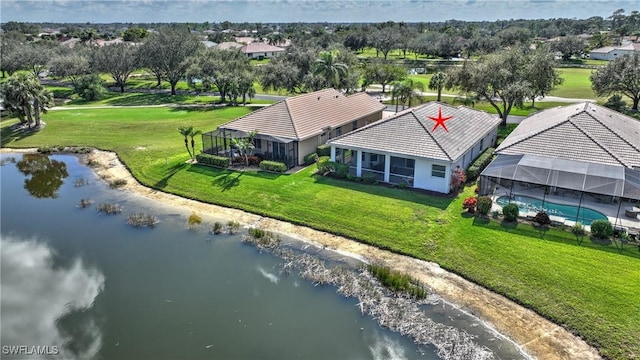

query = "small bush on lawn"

[
  {"left": 533, "top": 211, "right": 551, "bottom": 226},
  {"left": 259, "top": 160, "right": 287, "bottom": 173},
  {"left": 462, "top": 197, "right": 477, "bottom": 213},
  {"left": 303, "top": 152, "right": 318, "bottom": 165},
  {"left": 476, "top": 196, "right": 492, "bottom": 215},
  {"left": 317, "top": 156, "right": 331, "bottom": 174},
  {"left": 502, "top": 203, "right": 519, "bottom": 222},
  {"left": 466, "top": 147, "right": 495, "bottom": 180},
  {"left": 196, "top": 153, "right": 230, "bottom": 168},
  {"left": 316, "top": 144, "right": 330, "bottom": 157},
  {"left": 572, "top": 222, "right": 586, "bottom": 244},
  {"left": 590, "top": 219, "right": 613, "bottom": 239}
]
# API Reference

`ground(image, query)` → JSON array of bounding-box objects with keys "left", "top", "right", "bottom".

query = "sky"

[{"left": 1, "top": 0, "right": 638, "bottom": 24}]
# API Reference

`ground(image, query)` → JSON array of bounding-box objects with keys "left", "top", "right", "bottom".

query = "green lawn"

[
  {"left": 2, "top": 105, "right": 639, "bottom": 360},
  {"left": 551, "top": 67, "right": 599, "bottom": 99}
]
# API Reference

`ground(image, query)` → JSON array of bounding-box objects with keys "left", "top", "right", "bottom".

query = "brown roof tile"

[{"left": 218, "top": 89, "right": 385, "bottom": 141}]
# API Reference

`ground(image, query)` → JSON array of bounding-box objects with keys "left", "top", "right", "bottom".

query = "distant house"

[
  {"left": 202, "top": 89, "right": 385, "bottom": 168},
  {"left": 240, "top": 43, "right": 285, "bottom": 59},
  {"left": 589, "top": 43, "right": 639, "bottom": 60},
  {"left": 328, "top": 102, "right": 501, "bottom": 193},
  {"left": 215, "top": 42, "right": 243, "bottom": 51}
]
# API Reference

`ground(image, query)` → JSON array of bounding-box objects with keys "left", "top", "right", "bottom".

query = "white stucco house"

[
  {"left": 327, "top": 102, "right": 501, "bottom": 194},
  {"left": 589, "top": 43, "right": 640, "bottom": 60},
  {"left": 240, "top": 43, "right": 285, "bottom": 59}
]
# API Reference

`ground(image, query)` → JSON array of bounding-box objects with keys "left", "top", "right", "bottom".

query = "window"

[
  {"left": 405, "top": 159, "right": 415, "bottom": 169},
  {"left": 254, "top": 138, "right": 262, "bottom": 150},
  {"left": 432, "top": 164, "right": 446, "bottom": 178},
  {"left": 335, "top": 127, "right": 342, "bottom": 137},
  {"left": 352, "top": 120, "right": 358, "bottom": 130},
  {"left": 480, "top": 138, "right": 484, "bottom": 149}
]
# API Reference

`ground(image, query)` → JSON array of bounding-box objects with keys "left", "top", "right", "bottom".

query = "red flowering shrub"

[{"left": 462, "top": 197, "right": 477, "bottom": 212}]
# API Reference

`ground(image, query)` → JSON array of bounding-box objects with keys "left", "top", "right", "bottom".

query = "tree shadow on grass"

[
  {"left": 212, "top": 171, "right": 243, "bottom": 192},
  {"left": 152, "top": 162, "right": 187, "bottom": 189},
  {"left": 472, "top": 215, "right": 491, "bottom": 225},
  {"left": 1, "top": 123, "right": 42, "bottom": 145}
]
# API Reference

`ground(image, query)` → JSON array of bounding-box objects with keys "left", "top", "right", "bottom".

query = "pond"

[{"left": 0, "top": 153, "right": 528, "bottom": 360}]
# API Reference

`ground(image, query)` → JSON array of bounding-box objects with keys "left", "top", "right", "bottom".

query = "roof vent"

[
  {"left": 317, "top": 96, "right": 321, "bottom": 100},
  {"left": 335, "top": 95, "right": 339, "bottom": 98}
]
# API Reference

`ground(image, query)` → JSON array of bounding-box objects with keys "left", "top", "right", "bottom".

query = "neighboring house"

[
  {"left": 480, "top": 102, "right": 640, "bottom": 202},
  {"left": 202, "top": 88, "right": 385, "bottom": 168},
  {"left": 240, "top": 42, "right": 285, "bottom": 59},
  {"left": 201, "top": 40, "right": 217, "bottom": 48},
  {"left": 327, "top": 102, "right": 501, "bottom": 194},
  {"left": 589, "top": 43, "right": 640, "bottom": 60},
  {"left": 215, "top": 42, "right": 243, "bottom": 51}
]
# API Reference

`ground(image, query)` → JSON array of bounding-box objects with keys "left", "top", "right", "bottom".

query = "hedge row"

[
  {"left": 303, "top": 152, "right": 318, "bottom": 165},
  {"left": 317, "top": 144, "right": 331, "bottom": 157},
  {"left": 466, "top": 147, "right": 495, "bottom": 180},
  {"left": 259, "top": 160, "right": 287, "bottom": 173},
  {"left": 196, "top": 153, "right": 230, "bottom": 168}
]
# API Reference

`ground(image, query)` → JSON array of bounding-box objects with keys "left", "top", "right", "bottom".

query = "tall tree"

[
  {"left": 526, "top": 45, "right": 563, "bottom": 107},
  {"left": 446, "top": 47, "right": 535, "bottom": 126},
  {"left": 48, "top": 52, "right": 91, "bottom": 82},
  {"left": 20, "top": 42, "right": 55, "bottom": 77},
  {"left": 1, "top": 73, "right": 53, "bottom": 128},
  {"left": 391, "top": 78, "right": 424, "bottom": 112},
  {"left": 178, "top": 126, "right": 194, "bottom": 159},
  {"left": 92, "top": 43, "right": 139, "bottom": 93},
  {"left": 312, "top": 50, "right": 349, "bottom": 89},
  {"left": 591, "top": 52, "right": 640, "bottom": 110},
  {"left": 551, "top": 36, "right": 586, "bottom": 60},
  {"left": 428, "top": 71, "right": 448, "bottom": 102},
  {"left": 370, "top": 28, "right": 402, "bottom": 60},
  {"left": 187, "top": 48, "right": 252, "bottom": 103},
  {"left": 142, "top": 28, "right": 202, "bottom": 95},
  {"left": 361, "top": 61, "right": 406, "bottom": 93}
]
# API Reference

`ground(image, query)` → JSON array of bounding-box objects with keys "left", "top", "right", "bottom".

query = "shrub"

[
  {"left": 109, "top": 178, "right": 127, "bottom": 189},
  {"left": 590, "top": 219, "right": 613, "bottom": 239},
  {"left": 533, "top": 211, "right": 551, "bottom": 226},
  {"left": 462, "top": 197, "right": 477, "bottom": 212},
  {"left": 259, "top": 160, "right": 287, "bottom": 173},
  {"left": 231, "top": 155, "right": 261, "bottom": 166},
  {"left": 367, "top": 264, "right": 427, "bottom": 299},
  {"left": 97, "top": 203, "right": 122, "bottom": 215},
  {"left": 317, "top": 156, "right": 331, "bottom": 174},
  {"left": 73, "top": 74, "right": 107, "bottom": 101},
  {"left": 196, "top": 153, "right": 230, "bottom": 168},
  {"left": 362, "top": 174, "right": 378, "bottom": 184},
  {"left": 303, "top": 152, "right": 318, "bottom": 165},
  {"left": 316, "top": 144, "right": 331, "bottom": 157},
  {"left": 227, "top": 220, "right": 240, "bottom": 234},
  {"left": 332, "top": 162, "right": 349, "bottom": 178},
  {"left": 476, "top": 196, "right": 492, "bottom": 215},
  {"left": 127, "top": 212, "right": 159, "bottom": 228},
  {"left": 188, "top": 212, "right": 202, "bottom": 227},
  {"left": 502, "top": 203, "right": 519, "bottom": 222},
  {"left": 37, "top": 146, "right": 56, "bottom": 154},
  {"left": 451, "top": 167, "right": 466, "bottom": 190},
  {"left": 212, "top": 222, "right": 224, "bottom": 234},
  {"left": 466, "top": 147, "right": 495, "bottom": 180}
]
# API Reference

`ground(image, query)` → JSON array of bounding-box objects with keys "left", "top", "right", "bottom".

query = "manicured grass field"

[
  {"left": 550, "top": 67, "right": 599, "bottom": 99},
  {"left": 2, "top": 104, "right": 639, "bottom": 360}
]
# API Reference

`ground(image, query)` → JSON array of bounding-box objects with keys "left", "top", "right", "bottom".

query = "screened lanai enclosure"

[
  {"left": 201, "top": 129, "right": 299, "bottom": 168},
  {"left": 479, "top": 154, "right": 640, "bottom": 229}
]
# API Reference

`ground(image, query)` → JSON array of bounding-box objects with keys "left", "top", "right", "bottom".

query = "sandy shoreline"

[{"left": 2, "top": 148, "right": 601, "bottom": 360}]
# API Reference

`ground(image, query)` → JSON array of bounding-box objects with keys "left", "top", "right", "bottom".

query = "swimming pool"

[{"left": 496, "top": 195, "right": 608, "bottom": 225}]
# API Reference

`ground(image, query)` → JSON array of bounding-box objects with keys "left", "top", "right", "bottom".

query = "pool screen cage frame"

[{"left": 479, "top": 154, "right": 640, "bottom": 227}]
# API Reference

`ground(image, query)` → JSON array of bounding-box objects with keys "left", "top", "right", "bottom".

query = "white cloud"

[{"left": 1, "top": 237, "right": 105, "bottom": 360}]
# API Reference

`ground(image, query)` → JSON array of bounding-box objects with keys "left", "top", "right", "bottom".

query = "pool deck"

[{"left": 491, "top": 184, "right": 640, "bottom": 234}]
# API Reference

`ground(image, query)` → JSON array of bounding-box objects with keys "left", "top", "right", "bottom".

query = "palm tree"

[
  {"left": 189, "top": 129, "right": 202, "bottom": 160},
  {"left": 1, "top": 72, "right": 53, "bottom": 128},
  {"left": 312, "top": 50, "right": 349, "bottom": 89},
  {"left": 178, "top": 126, "right": 194, "bottom": 159},
  {"left": 391, "top": 78, "right": 424, "bottom": 112},
  {"left": 428, "top": 71, "right": 448, "bottom": 102},
  {"left": 231, "top": 137, "right": 254, "bottom": 167}
]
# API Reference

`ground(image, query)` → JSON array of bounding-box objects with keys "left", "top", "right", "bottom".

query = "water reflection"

[
  {"left": 1, "top": 237, "right": 104, "bottom": 360},
  {"left": 15, "top": 154, "right": 69, "bottom": 198}
]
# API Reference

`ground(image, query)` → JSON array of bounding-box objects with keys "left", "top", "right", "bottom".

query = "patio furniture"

[{"left": 625, "top": 207, "right": 640, "bottom": 218}]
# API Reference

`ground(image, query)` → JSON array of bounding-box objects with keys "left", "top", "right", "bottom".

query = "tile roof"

[
  {"left": 218, "top": 89, "right": 385, "bottom": 141},
  {"left": 240, "top": 43, "right": 285, "bottom": 54},
  {"left": 328, "top": 102, "right": 501, "bottom": 162},
  {"left": 496, "top": 102, "right": 640, "bottom": 168}
]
